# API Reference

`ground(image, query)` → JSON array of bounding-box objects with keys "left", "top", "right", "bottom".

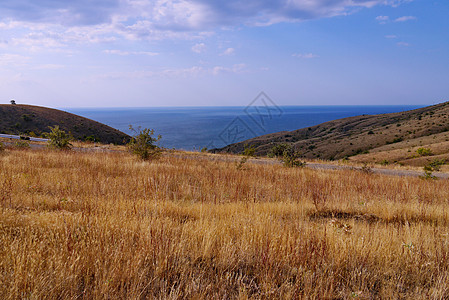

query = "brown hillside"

[
  {"left": 0, "top": 104, "right": 129, "bottom": 145},
  {"left": 214, "top": 101, "right": 449, "bottom": 160}
]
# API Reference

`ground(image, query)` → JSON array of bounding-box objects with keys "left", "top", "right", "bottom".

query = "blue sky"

[{"left": 0, "top": 0, "right": 448, "bottom": 107}]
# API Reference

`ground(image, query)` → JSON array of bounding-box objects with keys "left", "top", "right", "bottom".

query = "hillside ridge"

[
  {"left": 0, "top": 104, "right": 129, "bottom": 145},
  {"left": 214, "top": 101, "right": 449, "bottom": 161}
]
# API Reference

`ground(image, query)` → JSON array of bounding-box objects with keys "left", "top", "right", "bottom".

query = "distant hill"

[
  {"left": 213, "top": 101, "right": 449, "bottom": 161},
  {"left": 0, "top": 104, "right": 129, "bottom": 145}
]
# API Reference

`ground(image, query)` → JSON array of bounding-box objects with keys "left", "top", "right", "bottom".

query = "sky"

[{"left": 0, "top": 0, "right": 448, "bottom": 107}]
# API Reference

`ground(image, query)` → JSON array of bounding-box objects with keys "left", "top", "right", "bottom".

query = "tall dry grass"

[{"left": 1, "top": 148, "right": 449, "bottom": 299}]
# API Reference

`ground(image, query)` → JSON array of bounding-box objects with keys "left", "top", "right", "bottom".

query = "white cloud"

[
  {"left": 384, "top": 0, "right": 413, "bottom": 7},
  {"left": 212, "top": 63, "right": 246, "bottom": 75},
  {"left": 292, "top": 53, "right": 319, "bottom": 59},
  {"left": 95, "top": 63, "right": 247, "bottom": 80},
  {"left": 394, "top": 16, "right": 416, "bottom": 22},
  {"left": 191, "top": 43, "right": 206, "bottom": 53},
  {"left": 385, "top": 35, "right": 397, "bottom": 39},
  {"left": 376, "top": 15, "right": 389, "bottom": 24},
  {"left": 0, "top": 0, "right": 414, "bottom": 44},
  {"left": 397, "top": 42, "right": 410, "bottom": 47},
  {"left": 103, "top": 49, "right": 159, "bottom": 56},
  {"left": 221, "top": 48, "right": 235, "bottom": 56},
  {"left": 33, "top": 64, "right": 65, "bottom": 70}
]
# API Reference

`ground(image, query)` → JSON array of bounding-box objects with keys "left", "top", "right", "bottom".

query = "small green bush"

[
  {"left": 128, "top": 126, "right": 162, "bottom": 161},
  {"left": 47, "top": 126, "right": 72, "bottom": 150},
  {"left": 268, "top": 143, "right": 305, "bottom": 167},
  {"left": 282, "top": 150, "right": 306, "bottom": 168},
  {"left": 420, "top": 159, "right": 445, "bottom": 180},
  {"left": 428, "top": 158, "right": 445, "bottom": 172},
  {"left": 0, "top": 142, "right": 4, "bottom": 152},
  {"left": 14, "top": 140, "right": 30, "bottom": 149},
  {"left": 379, "top": 159, "right": 389, "bottom": 166},
  {"left": 422, "top": 165, "right": 437, "bottom": 180},
  {"left": 242, "top": 144, "right": 256, "bottom": 157},
  {"left": 268, "top": 143, "right": 291, "bottom": 158},
  {"left": 416, "top": 147, "right": 432, "bottom": 156},
  {"left": 85, "top": 135, "right": 99, "bottom": 143}
]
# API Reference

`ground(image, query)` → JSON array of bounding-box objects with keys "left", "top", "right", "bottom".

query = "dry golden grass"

[
  {"left": 348, "top": 131, "right": 449, "bottom": 169},
  {"left": 1, "top": 148, "right": 449, "bottom": 299}
]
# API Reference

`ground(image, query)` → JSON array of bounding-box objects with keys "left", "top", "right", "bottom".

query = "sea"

[{"left": 65, "top": 105, "right": 422, "bottom": 150}]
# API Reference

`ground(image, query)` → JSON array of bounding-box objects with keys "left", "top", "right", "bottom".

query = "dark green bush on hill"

[{"left": 268, "top": 143, "right": 291, "bottom": 158}]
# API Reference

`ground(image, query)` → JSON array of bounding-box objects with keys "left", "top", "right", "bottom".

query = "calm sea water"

[{"left": 65, "top": 106, "right": 422, "bottom": 150}]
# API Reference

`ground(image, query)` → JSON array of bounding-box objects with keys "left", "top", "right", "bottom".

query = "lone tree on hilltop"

[{"left": 10, "top": 99, "right": 16, "bottom": 105}]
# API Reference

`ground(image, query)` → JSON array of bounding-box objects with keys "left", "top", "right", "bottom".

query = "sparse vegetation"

[
  {"left": 360, "top": 163, "right": 373, "bottom": 174},
  {"left": 1, "top": 148, "right": 449, "bottom": 298},
  {"left": 235, "top": 156, "right": 249, "bottom": 170},
  {"left": 267, "top": 143, "right": 291, "bottom": 158},
  {"left": 127, "top": 125, "right": 162, "bottom": 161},
  {"left": 379, "top": 159, "right": 389, "bottom": 166},
  {"left": 219, "top": 102, "right": 449, "bottom": 161},
  {"left": 277, "top": 144, "right": 306, "bottom": 168},
  {"left": 428, "top": 158, "right": 446, "bottom": 171},
  {"left": 242, "top": 144, "right": 256, "bottom": 157},
  {"left": 13, "top": 140, "right": 30, "bottom": 149},
  {"left": 422, "top": 165, "right": 437, "bottom": 180},
  {"left": 84, "top": 135, "right": 99, "bottom": 143},
  {"left": 421, "top": 159, "right": 445, "bottom": 180},
  {"left": 416, "top": 147, "right": 433, "bottom": 156}
]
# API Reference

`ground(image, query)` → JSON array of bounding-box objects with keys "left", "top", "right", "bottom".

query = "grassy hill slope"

[
  {"left": 214, "top": 101, "right": 449, "bottom": 161},
  {"left": 0, "top": 104, "right": 129, "bottom": 144}
]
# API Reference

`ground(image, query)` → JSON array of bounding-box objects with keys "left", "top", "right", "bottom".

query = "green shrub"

[
  {"left": 268, "top": 143, "right": 291, "bottom": 158},
  {"left": 282, "top": 150, "right": 305, "bottom": 168},
  {"left": 0, "top": 142, "right": 4, "bottom": 152},
  {"left": 268, "top": 143, "right": 305, "bottom": 167},
  {"left": 242, "top": 144, "right": 256, "bottom": 157},
  {"left": 428, "top": 158, "right": 445, "bottom": 172},
  {"left": 85, "top": 135, "right": 99, "bottom": 143},
  {"left": 420, "top": 159, "right": 445, "bottom": 180},
  {"left": 14, "top": 140, "right": 30, "bottom": 149},
  {"left": 47, "top": 126, "right": 72, "bottom": 150},
  {"left": 422, "top": 165, "right": 437, "bottom": 180},
  {"left": 416, "top": 147, "right": 432, "bottom": 156},
  {"left": 379, "top": 159, "right": 389, "bottom": 166},
  {"left": 127, "top": 126, "right": 162, "bottom": 161}
]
